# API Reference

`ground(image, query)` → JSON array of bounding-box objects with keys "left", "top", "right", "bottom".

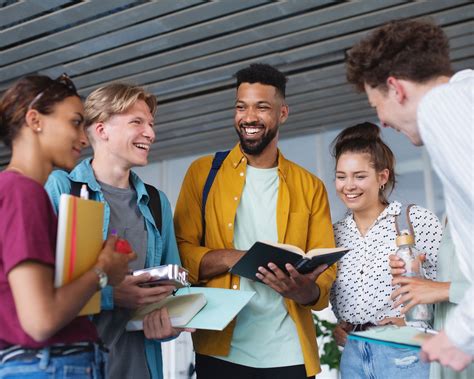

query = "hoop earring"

[{"left": 380, "top": 184, "right": 385, "bottom": 191}]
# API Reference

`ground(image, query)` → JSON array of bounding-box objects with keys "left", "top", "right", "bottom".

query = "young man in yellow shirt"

[{"left": 174, "top": 63, "right": 336, "bottom": 378}]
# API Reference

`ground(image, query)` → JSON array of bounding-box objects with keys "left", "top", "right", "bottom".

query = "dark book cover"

[{"left": 229, "top": 241, "right": 348, "bottom": 280}]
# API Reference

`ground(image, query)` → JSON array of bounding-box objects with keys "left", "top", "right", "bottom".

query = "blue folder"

[{"left": 348, "top": 325, "right": 434, "bottom": 350}]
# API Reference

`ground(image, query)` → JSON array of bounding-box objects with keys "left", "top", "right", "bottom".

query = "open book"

[
  {"left": 54, "top": 194, "right": 104, "bottom": 315},
  {"left": 230, "top": 241, "right": 349, "bottom": 280},
  {"left": 126, "top": 292, "right": 207, "bottom": 331},
  {"left": 126, "top": 287, "right": 255, "bottom": 331},
  {"left": 348, "top": 325, "right": 434, "bottom": 350}
]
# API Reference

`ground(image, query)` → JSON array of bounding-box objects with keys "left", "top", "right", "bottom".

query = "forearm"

[
  {"left": 199, "top": 249, "right": 244, "bottom": 281},
  {"left": 9, "top": 263, "right": 100, "bottom": 342}
]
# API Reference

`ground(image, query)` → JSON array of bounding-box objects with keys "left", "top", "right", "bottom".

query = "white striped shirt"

[{"left": 418, "top": 69, "right": 474, "bottom": 355}]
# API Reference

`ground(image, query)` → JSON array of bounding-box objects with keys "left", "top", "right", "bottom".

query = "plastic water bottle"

[{"left": 395, "top": 232, "right": 432, "bottom": 322}]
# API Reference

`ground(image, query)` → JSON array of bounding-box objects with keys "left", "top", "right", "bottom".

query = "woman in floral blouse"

[{"left": 329, "top": 122, "right": 442, "bottom": 378}]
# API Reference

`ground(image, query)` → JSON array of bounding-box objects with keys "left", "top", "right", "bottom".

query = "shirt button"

[
  {"left": 240, "top": 172, "right": 244, "bottom": 177},
  {"left": 232, "top": 284, "right": 238, "bottom": 290},
  {"left": 234, "top": 196, "right": 238, "bottom": 201},
  {"left": 228, "top": 223, "right": 233, "bottom": 228}
]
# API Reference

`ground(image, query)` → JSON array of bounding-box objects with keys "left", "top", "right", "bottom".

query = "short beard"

[{"left": 236, "top": 123, "right": 278, "bottom": 156}]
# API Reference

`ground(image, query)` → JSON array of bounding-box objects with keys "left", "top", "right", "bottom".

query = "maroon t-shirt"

[{"left": 0, "top": 171, "right": 98, "bottom": 349}]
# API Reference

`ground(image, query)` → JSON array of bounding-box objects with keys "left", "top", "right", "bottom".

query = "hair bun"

[{"left": 335, "top": 122, "right": 381, "bottom": 146}]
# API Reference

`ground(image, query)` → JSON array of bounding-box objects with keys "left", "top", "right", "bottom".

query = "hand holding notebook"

[
  {"left": 230, "top": 241, "right": 349, "bottom": 280},
  {"left": 126, "top": 287, "right": 255, "bottom": 331}
]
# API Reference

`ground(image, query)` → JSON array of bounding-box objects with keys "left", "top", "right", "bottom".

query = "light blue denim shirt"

[{"left": 45, "top": 158, "right": 181, "bottom": 379}]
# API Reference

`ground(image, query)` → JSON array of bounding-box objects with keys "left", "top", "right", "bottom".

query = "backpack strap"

[
  {"left": 201, "top": 150, "right": 231, "bottom": 245},
  {"left": 70, "top": 180, "right": 162, "bottom": 234},
  {"left": 394, "top": 204, "right": 415, "bottom": 237},
  {"left": 145, "top": 184, "right": 162, "bottom": 235}
]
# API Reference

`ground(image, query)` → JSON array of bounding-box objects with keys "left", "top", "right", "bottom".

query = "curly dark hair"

[
  {"left": 331, "top": 122, "right": 396, "bottom": 205},
  {"left": 346, "top": 19, "right": 452, "bottom": 92},
  {"left": 235, "top": 63, "right": 288, "bottom": 98},
  {"left": 0, "top": 75, "right": 79, "bottom": 148}
]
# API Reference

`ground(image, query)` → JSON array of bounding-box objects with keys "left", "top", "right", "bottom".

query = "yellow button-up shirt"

[{"left": 174, "top": 144, "right": 336, "bottom": 376}]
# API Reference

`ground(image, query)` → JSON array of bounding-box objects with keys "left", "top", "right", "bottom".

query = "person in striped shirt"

[{"left": 345, "top": 18, "right": 473, "bottom": 372}]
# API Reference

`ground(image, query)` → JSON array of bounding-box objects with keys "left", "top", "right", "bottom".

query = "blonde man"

[{"left": 46, "top": 83, "right": 184, "bottom": 379}]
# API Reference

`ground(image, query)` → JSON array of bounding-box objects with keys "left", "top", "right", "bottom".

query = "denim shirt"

[{"left": 45, "top": 158, "right": 181, "bottom": 379}]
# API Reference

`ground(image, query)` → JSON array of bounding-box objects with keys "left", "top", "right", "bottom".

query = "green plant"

[{"left": 313, "top": 313, "right": 342, "bottom": 370}]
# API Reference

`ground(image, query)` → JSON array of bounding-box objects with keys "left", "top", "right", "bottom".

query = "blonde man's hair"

[{"left": 84, "top": 83, "right": 157, "bottom": 127}]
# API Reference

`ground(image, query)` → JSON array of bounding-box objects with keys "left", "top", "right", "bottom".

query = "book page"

[
  {"left": 260, "top": 240, "right": 304, "bottom": 256},
  {"left": 306, "top": 246, "right": 349, "bottom": 258}
]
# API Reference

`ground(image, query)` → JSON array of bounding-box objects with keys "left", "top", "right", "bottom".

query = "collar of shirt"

[
  {"left": 450, "top": 69, "right": 474, "bottom": 83},
  {"left": 227, "top": 143, "right": 290, "bottom": 181},
  {"left": 340, "top": 201, "right": 402, "bottom": 231},
  {"left": 67, "top": 158, "right": 150, "bottom": 205}
]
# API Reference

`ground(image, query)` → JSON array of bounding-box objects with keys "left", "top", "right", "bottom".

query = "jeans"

[
  {"left": 340, "top": 339, "right": 429, "bottom": 379},
  {"left": 0, "top": 345, "right": 106, "bottom": 379}
]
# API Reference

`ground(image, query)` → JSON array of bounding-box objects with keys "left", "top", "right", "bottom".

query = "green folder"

[{"left": 348, "top": 326, "right": 434, "bottom": 350}]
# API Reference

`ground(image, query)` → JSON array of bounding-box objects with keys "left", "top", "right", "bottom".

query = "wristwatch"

[{"left": 93, "top": 267, "right": 108, "bottom": 289}]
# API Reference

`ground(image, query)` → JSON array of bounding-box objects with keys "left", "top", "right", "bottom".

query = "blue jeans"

[
  {"left": 0, "top": 345, "right": 106, "bottom": 378},
  {"left": 340, "top": 339, "right": 429, "bottom": 379}
]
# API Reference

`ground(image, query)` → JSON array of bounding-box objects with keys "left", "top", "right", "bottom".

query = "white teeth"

[
  {"left": 134, "top": 143, "right": 149, "bottom": 150},
  {"left": 244, "top": 127, "right": 261, "bottom": 135},
  {"left": 346, "top": 194, "right": 361, "bottom": 199}
]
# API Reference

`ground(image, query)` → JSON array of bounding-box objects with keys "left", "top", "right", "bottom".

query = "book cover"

[
  {"left": 126, "top": 287, "right": 255, "bottom": 331},
  {"left": 54, "top": 194, "right": 104, "bottom": 315},
  {"left": 348, "top": 325, "right": 434, "bottom": 350},
  {"left": 229, "top": 241, "right": 349, "bottom": 280}
]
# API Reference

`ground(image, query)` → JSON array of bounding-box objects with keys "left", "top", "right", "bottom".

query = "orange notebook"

[{"left": 54, "top": 194, "right": 104, "bottom": 315}]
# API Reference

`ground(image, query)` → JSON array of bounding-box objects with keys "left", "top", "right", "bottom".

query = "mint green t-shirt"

[{"left": 217, "top": 165, "right": 304, "bottom": 368}]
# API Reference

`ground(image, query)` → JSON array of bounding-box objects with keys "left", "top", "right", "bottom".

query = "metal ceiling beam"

[
  {"left": 0, "top": 0, "right": 71, "bottom": 29},
  {"left": 1, "top": 0, "right": 137, "bottom": 48}
]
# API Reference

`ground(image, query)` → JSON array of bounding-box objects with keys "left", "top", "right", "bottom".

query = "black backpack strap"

[
  {"left": 145, "top": 183, "right": 162, "bottom": 235},
  {"left": 394, "top": 203, "right": 415, "bottom": 237},
  {"left": 201, "top": 150, "right": 231, "bottom": 245},
  {"left": 70, "top": 181, "right": 87, "bottom": 197}
]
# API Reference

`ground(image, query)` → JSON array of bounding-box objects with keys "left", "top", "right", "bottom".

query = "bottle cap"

[{"left": 396, "top": 234, "right": 415, "bottom": 246}]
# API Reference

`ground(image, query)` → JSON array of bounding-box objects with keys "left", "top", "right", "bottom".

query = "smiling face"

[
  {"left": 234, "top": 82, "right": 288, "bottom": 156},
  {"left": 39, "top": 95, "right": 87, "bottom": 170},
  {"left": 335, "top": 152, "right": 389, "bottom": 213},
  {"left": 365, "top": 83, "right": 422, "bottom": 146},
  {"left": 99, "top": 100, "right": 155, "bottom": 168}
]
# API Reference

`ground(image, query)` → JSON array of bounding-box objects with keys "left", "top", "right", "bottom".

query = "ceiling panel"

[{"left": 0, "top": 0, "right": 472, "bottom": 168}]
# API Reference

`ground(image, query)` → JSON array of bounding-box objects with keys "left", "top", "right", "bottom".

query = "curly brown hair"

[{"left": 346, "top": 19, "right": 453, "bottom": 92}]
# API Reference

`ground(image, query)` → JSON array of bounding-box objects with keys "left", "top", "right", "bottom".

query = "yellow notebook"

[{"left": 54, "top": 194, "right": 104, "bottom": 315}]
